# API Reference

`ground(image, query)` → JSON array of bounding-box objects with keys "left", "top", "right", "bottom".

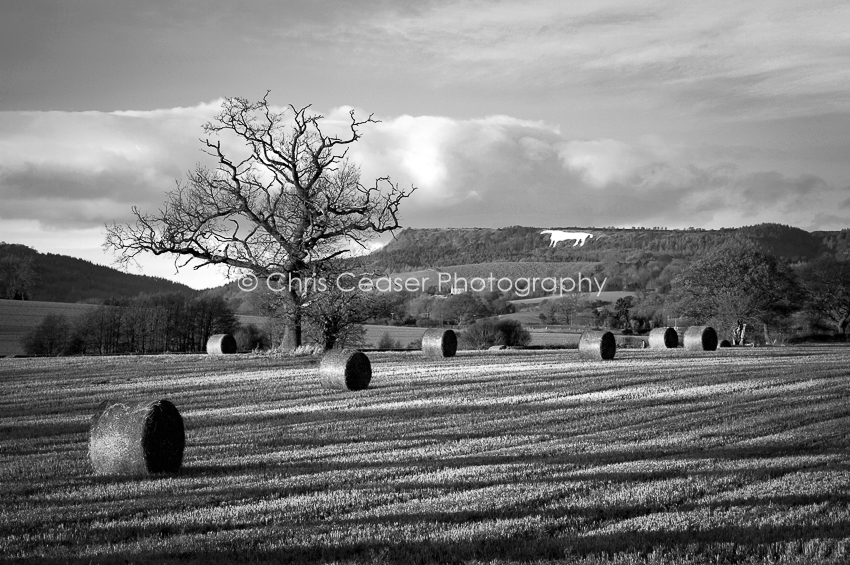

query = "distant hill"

[
  {"left": 4, "top": 222, "right": 848, "bottom": 306},
  {"left": 364, "top": 223, "right": 850, "bottom": 292},
  {"left": 0, "top": 242, "right": 198, "bottom": 303},
  {"left": 367, "top": 224, "right": 849, "bottom": 271}
]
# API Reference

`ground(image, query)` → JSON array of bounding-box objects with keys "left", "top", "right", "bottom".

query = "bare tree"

[{"left": 105, "top": 94, "right": 414, "bottom": 348}]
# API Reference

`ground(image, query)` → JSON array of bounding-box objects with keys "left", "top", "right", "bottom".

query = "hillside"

[
  {"left": 365, "top": 224, "right": 850, "bottom": 292},
  {"left": 368, "top": 224, "right": 848, "bottom": 271},
  {"left": 0, "top": 243, "right": 197, "bottom": 303},
  {"left": 3, "top": 222, "right": 848, "bottom": 306}
]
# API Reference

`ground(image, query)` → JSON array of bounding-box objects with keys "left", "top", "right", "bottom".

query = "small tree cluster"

[
  {"left": 796, "top": 256, "right": 850, "bottom": 338},
  {"left": 669, "top": 243, "right": 798, "bottom": 344},
  {"left": 22, "top": 314, "right": 70, "bottom": 356}
]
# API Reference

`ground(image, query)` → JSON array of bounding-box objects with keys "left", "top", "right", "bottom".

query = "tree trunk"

[
  {"left": 281, "top": 323, "right": 302, "bottom": 351},
  {"left": 279, "top": 288, "right": 303, "bottom": 351},
  {"left": 325, "top": 334, "right": 337, "bottom": 350},
  {"left": 836, "top": 315, "right": 849, "bottom": 339},
  {"left": 733, "top": 322, "right": 745, "bottom": 345}
]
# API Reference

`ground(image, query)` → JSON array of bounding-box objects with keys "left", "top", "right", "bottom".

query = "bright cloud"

[
  {"left": 558, "top": 139, "right": 651, "bottom": 188},
  {"left": 0, "top": 103, "right": 221, "bottom": 227}
]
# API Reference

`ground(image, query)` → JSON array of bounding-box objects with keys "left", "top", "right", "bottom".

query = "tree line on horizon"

[{"left": 21, "top": 293, "right": 242, "bottom": 356}]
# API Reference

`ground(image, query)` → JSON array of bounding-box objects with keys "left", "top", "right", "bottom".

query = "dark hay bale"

[
  {"left": 578, "top": 331, "right": 617, "bottom": 360},
  {"left": 319, "top": 349, "right": 372, "bottom": 391},
  {"left": 206, "top": 333, "right": 237, "bottom": 354},
  {"left": 648, "top": 327, "right": 678, "bottom": 349},
  {"left": 683, "top": 326, "right": 719, "bottom": 351},
  {"left": 421, "top": 328, "right": 458, "bottom": 358},
  {"left": 89, "top": 399, "right": 185, "bottom": 476},
  {"left": 719, "top": 339, "right": 732, "bottom": 348}
]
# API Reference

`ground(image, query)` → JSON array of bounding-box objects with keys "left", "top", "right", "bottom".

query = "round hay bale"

[
  {"left": 319, "top": 349, "right": 372, "bottom": 391},
  {"left": 648, "top": 327, "right": 678, "bottom": 349},
  {"left": 578, "top": 331, "right": 616, "bottom": 360},
  {"left": 488, "top": 344, "right": 508, "bottom": 351},
  {"left": 421, "top": 328, "right": 458, "bottom": 358},
  {"left": 719, "top": 339, "right": 732, "bottom": 348},
  {"left": 206, "top": 333, "right": 237, "bottom": 355},
  {"left": 683, "top": 326, "right": 719, "bottom": 351},
  {"left": 89, "top": 399, "right": 185, "bottom": 476}
]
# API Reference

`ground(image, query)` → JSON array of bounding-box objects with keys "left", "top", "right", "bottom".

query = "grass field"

[{"left": 1, "top": 346, "right": 849, "bottom": 564}]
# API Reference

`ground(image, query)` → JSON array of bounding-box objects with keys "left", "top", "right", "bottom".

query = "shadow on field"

[{"left": 22, "top": 519, "right": 850, "bottom": 565}]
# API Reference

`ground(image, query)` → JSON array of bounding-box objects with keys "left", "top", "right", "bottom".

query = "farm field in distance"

[
  {"left": 0, "top": 299, "right": 580, "bottom": 354},
  {"left": 2, "top": 346, "right": 849, "bottom": 564}
]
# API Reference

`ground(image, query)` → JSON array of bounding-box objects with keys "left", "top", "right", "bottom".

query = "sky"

[{"left": 1, "top": 0, "right": 849, "bottom": 289}]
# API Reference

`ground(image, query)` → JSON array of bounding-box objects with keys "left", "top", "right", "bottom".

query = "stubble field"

[{"left": 1, "top": 346, "right": 849, "bottom": 564}]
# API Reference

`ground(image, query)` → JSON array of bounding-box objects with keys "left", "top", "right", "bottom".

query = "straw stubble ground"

[{"left": 1, "top": 347, "right": 849, "bottom": 564}]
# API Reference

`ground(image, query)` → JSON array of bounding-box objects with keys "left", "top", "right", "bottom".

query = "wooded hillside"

[
  {"left": 368, "top": 224, "right": 850, "bottom": 272},
  {"left": 0, "top": 243, "right": 197, "bottom": 303}
]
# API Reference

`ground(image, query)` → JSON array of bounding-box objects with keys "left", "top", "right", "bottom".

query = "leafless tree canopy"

[
  {"left": 105, "top": 94, "right": 415, "bottom": 348},
  {"left": 106, "top": 94, "right": 414, "bottom": 277}
]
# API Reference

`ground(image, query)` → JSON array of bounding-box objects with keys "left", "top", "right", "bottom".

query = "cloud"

[
  {"left": 336, "top": 108, "right": 847, "bottom": 230},
  {"left": 0, "top": 102, "right": 847, "bottom": 249},
  {"left": 0, "top": 102, "right": 221, "bottom": 227},
  {"left": 558, "top": 139, "right": 653, "bottom": 187},
  {"left": 354, "top": 0, "right": 850, "bottom": 120},
  {"left": 338, "top": 111, "right": 563, "bottom": 209}
]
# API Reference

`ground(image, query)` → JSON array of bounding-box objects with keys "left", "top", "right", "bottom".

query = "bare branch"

[{"left": 105, "top": 93, "right": 416, "bottom": 348}]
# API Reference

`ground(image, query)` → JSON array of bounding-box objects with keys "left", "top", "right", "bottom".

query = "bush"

[
  {"left": 233, "top": 324, "right": 270, "bottom": 352},
  {"left": 460, "top": 319, "right": 531, "bottom": 350},
  {"left": 786, "top": 333, "right": 849, "bottom": 344},
  {"left": 461, "top": 320, "right": 499, "bottom": 350},
  {"left": 494, "top": 319, "right": 531, "bottom": 347},
  {"left": 376, "top": 331, "right": 401, "bottom": 349},
  {"left": 22, "top": 314, "right": 70, "bottom": 356}
]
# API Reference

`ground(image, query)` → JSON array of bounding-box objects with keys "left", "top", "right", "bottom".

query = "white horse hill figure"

[{"left": 541, "top": 230, "right": 594, "bottom": 247}]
